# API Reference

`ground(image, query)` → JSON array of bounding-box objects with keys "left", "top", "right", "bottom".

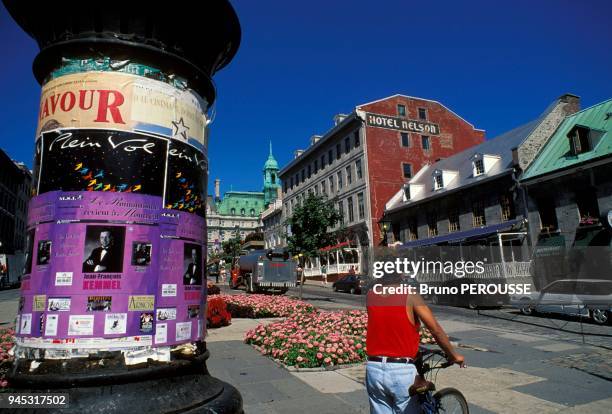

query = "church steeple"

[{"left": 263, "top": 140, "right": 280, "bottom": 207}]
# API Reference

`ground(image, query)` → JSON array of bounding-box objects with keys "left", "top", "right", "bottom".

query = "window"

[
  {"left": 576, "top": 187, "right": 600, "bottom": 222},
  {"left": 314, "top": 185, "right": 318, "bottom": 196},
  {"left": 240, "top": 208, "right": 246, "bottom": 216},
  {"left": 474, "top": 159, "right": 485, "bottom": 176},
  {"left": 301, "top": 169, "right": 306, "bottom": 182},
  {"left": 427, "top": 211, "right": 438, "bottom": 237},
  {"left": 336, "top": 143, "right": 341, "bottom": 159},
  {"left": 337, "top": 171, "right": 343, "bottom": 189},
  {"left": 569, "top": 126, "right": 592, "bottom": 155},
  {"left": 408, "top": 219, "right": 418, "bottom": 240},
  {"left": 418, "top": 107, "right": 427, "bottom": 120},
  {"left": 321, "top": 182, "right": 326, "bottom": 195},
  {"left": 250, "top": 209, "right": 255, "bottom": 216},
  {"left": 472, "top": 200, "right": 486, "bottom": 227},
  {"left": 345, "top": 137, "right": 350, "bottom": 154},
  {"left": 346, "top": 166, "right": 352, "bottom": 185},
  {"left": 403, "top": 186, "right": 411, "bottom": 201},
  {"left": 230, "top": 208, "right": 235, "bottom": 215},
  {"left": 500, "top": 194, "right": 515, "bottom": 221},
  {"left": 338, "top": 200, "right": 345, "bottom": 223},
  {"left": 271, "top": 173, "right": 276, "bottom": 184},
  {"left": 283, "top": 181, "right": 287, "bottom": 193},
  {"left": 422, "top": 135, "right": 430, "bottom": 150},
  {"left": 448, "top": 207, "right": 460, "bottom": 232},
  {"left": 307, "top": 165, "right": 311, "bottom": 178},
  {"left": 354, "top": 131, "right": 360, "bottom": 147},
  {"left": 296, "top": 173, "right": 300, "bottom": 185},
  {"left": 290, "top": 176, "right": 294, "bottom": 189},
  {"left": 357, "top": 192, "right": 365, "bottom": 220},
  {"left": 398, "top": 104, "right": 406, "bottom": 117},
  {"left": 347, "top": 196, "right": 354, "bottom": 222},
  {"left": 314, "top": 160, "right": 318, "bottom": 174},
  {"left": 403, "top": 163, "right": 412, "bottom": 179},
  {"left": 321, "top": 154, "right": 326, "bottom": 169},
  {"left": 434, "top": 174, "right": 443, "bottom": 190},
  {"left": 356, "top": 159, "right": 363, "bottom": 179},
  {"left": 328, "top": 149, "right": 333, "bottom": 164},
  {"left": 401, "top": 132, "right": 410, "bottom": 147},
  {"left": 329, "top": 176, "right": 334, "bottom": 193}
]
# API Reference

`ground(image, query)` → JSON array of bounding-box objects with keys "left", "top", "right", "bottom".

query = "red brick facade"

[{"left": 358, "top": 95, "right": 485, "bottom": 246}]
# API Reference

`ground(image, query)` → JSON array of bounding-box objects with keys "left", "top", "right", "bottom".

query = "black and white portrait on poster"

[
  {"left": 183, "top": 243, "right": 202, "bottom": 285},
  {"left": 23, "top": 229, "right": 34, "bottom": 275},
  {"left": 131, "top": 242, "right": 152, "bottom": 266},
  {"left": 82, "top": 226, "right": 125, "bottom": 273},
  {"left": 37, "top": 240, "right": 52, "bottom": 265}
]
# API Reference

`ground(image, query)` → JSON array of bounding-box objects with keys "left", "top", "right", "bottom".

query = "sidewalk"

[
  {"left": 207, "top": 317, "right": 612, "bottom": 414},
  {"left": 206, "top": 318, "right": 369, "bottom": 413}
]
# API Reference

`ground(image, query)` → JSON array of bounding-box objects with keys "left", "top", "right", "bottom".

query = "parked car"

[
  {"left": 510, "top": 279, "right": 612, "bottom": 325},
  {"left": 333, "top": 274, "right": 365, "bottom": 294}
]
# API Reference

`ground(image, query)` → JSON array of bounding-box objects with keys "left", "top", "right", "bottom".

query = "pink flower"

[
  {"left": 297, "top": 356, "right": 304, "bottom": 362},
  {"left": 324, "top": 357, "right": 331, "bottom": 364},
  {"left": 316, "top": 353, "right": 323, "bottom": 359}
]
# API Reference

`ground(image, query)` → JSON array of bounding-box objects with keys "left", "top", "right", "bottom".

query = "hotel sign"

[{"left": 365, "top": 112, "right": 440, "bottom": 135}]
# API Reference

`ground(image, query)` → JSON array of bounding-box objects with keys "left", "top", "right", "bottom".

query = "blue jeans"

[{"left": 366, "top": 360, "right": 420, "bottom": 413}]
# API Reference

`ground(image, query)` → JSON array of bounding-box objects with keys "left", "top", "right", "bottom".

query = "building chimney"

[
  {"left": 214, "top": 178, "right": 220, "bottom": 201},
  {"left": 294, "top": 149, "right": 304, "bottom": 159},
  {"left": 334, "top": 113, "right": 348, "bottom": 126}
]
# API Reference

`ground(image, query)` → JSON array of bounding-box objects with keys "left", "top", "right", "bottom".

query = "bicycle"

[{"left": 409, "top": 347, "right": 469, "bottom": 414}]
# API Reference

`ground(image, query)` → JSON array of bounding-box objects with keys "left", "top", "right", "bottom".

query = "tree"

[
  {"left": 285, "top": 193, "right": 343, "bottom": 257},
  {"left": 221, "top": 236, "right": 242, "bottom": 263}
]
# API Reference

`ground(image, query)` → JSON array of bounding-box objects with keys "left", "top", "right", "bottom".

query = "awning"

[{"left": 401, "top": 218, "right": 523, "bottom": 248}]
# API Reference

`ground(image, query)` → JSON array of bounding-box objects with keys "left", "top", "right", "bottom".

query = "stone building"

[
  {"left": 0, "top": 149, "right": 32, "bottom": 254},
  {"left": 522, "top": 98, "right": 612, "bottom": 249},
  {"left": 279, "top": 94, "right": 486, "bottom": 279},
  {"left": 383, "top": 94, "right": 580, "bottom": 265},
  {"left": 206, "top": 145, "right": 281, "bottom": 254}
]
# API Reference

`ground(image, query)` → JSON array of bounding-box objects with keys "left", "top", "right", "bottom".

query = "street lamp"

[{"left": 378, "top": 218, "right": 392, "bottom": 247}]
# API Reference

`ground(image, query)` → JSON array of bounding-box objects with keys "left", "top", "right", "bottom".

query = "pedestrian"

[{"left": 365, "top": 273, "right": 465, "bottom": 413}]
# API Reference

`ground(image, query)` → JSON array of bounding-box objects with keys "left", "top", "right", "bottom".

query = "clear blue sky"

[{"left": 1, "top": 0, "right": 611, "bottom": 196}]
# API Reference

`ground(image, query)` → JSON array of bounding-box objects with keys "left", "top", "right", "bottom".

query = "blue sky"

[{"left": 1, "top": 0, "right": 611, "bottom": 196}]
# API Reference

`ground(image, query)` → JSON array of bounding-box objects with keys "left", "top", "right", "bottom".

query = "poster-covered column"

[{"left": 15, "top": 64, "right": 209, "bottom": 360}]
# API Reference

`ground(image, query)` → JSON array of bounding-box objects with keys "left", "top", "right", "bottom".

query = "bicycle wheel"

[{"left": 434, "top": 387, "right": 469, "bottom": 414}]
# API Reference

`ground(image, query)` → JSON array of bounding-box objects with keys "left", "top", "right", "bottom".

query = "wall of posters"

[{"left": 16, "top": 69, "right": 209, "bottom": 351}]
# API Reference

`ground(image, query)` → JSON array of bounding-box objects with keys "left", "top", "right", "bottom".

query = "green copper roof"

[
  {"left": 522, "top": 99, "right": 612, "bottom": 181},
  {"left": 215, "top": 191, "right": 264, "bottom": 216}
]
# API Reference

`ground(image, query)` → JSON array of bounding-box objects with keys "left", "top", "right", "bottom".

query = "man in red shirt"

[{"left": 366, "top": 274, "right": 465, "bottom": 413}]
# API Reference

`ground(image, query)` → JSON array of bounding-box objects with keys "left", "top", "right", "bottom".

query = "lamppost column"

[{"left": 3, "top": 1, "right": 243, "bottom": 412}]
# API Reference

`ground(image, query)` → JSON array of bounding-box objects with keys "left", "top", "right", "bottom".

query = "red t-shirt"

[{"left": 366, "top": 290, "right": 420, "bottom": 358}]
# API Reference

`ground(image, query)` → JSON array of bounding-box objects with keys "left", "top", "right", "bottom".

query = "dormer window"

[
  {"left": 567, "top": 125, "right": 604, "bottom": 155},
  {"left": 474, "top": 159, "right": 485, "bottom": 176},
  {"left": 397, "top": 104, "right": 406, "bottom": 117},
  {"left": 403, "top": 185, "right": 411, "bottom": 201},
  {"left": 433, "top": 174, "right": 444, "bottom": 190}
]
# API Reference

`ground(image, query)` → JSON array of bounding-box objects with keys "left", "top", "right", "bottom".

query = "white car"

[{"left": 510, "top": 279, "right": 612, "bottom": 325}]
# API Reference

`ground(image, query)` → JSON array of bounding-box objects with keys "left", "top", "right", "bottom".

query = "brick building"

[{"left": 279, "top": 94, "right": 485, "bottom": 279}]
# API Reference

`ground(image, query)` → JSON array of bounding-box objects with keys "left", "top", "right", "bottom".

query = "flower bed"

[
  {"left": 206, "top": 296, "right": 232, "bottom": 328},
  {"left": 245, "top": 310, "right": 367, "bottom": 368},
  {"left": 245, "top": 310, "right": 438, "bottom": 369},
  {"left": 217, "top": 294, "right": 315, "bottom": 318},
  {"left": 0, "top": 327, "right": 15, "bottom": 389}
]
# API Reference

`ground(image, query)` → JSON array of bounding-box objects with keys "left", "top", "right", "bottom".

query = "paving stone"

[
  {"left": 533, "top": 343, "right": 583, "bottom": 352},
  {"left": 512, "top": 380, "right": 612, "bottom": 407}
]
